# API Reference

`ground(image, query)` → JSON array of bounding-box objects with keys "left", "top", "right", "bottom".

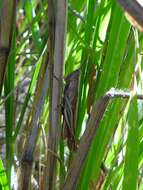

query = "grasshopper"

[{"left": 62, "top": 69, "right": 79, "bottom": 151}]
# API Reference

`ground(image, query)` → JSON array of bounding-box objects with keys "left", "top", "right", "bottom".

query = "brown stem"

[
  {"left": 45, "top": 0, "right": 67, "bottom": 189},
  {"left": 62, "top": 95, "right": 109, "bottom": 190}
]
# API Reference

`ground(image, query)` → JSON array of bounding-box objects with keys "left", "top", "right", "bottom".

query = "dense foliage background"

[{"left": 0, "top": 0, "right": 143, "bottom": 189}]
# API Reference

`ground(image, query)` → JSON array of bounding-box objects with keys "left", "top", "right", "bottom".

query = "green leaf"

[
  {"left": 123, "top": 95, "right": 139, "bottom": 190},
  {"left": 0, "top": 159, "right": 10, "bottom": 190}
]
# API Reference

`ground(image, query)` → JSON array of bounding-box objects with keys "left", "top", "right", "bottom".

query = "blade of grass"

[
  {"left": 24, "top": 0, "right": 42, "bottom": 51},
  {"left": 0, "top": 0, "right": 16, "bottom": 95},
  {"left": 122, "top": 94, "right": 139, "bottom": 190},
  {"left": 4, "top": 29, "right": 16, "bottom": 186},
  {"left": 13, "top": 45, "right": 47, "bottom": 141},
  {"left": 0, "top": 159, "right": 10, "bottom": 190},
  {"left": 3, "top": 2, "right": 16, "bottom": 184}
]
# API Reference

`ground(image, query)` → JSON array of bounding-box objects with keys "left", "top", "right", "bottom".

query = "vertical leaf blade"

[{"left": 123, "top": 95, "right": 139, "bottom": 190}]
